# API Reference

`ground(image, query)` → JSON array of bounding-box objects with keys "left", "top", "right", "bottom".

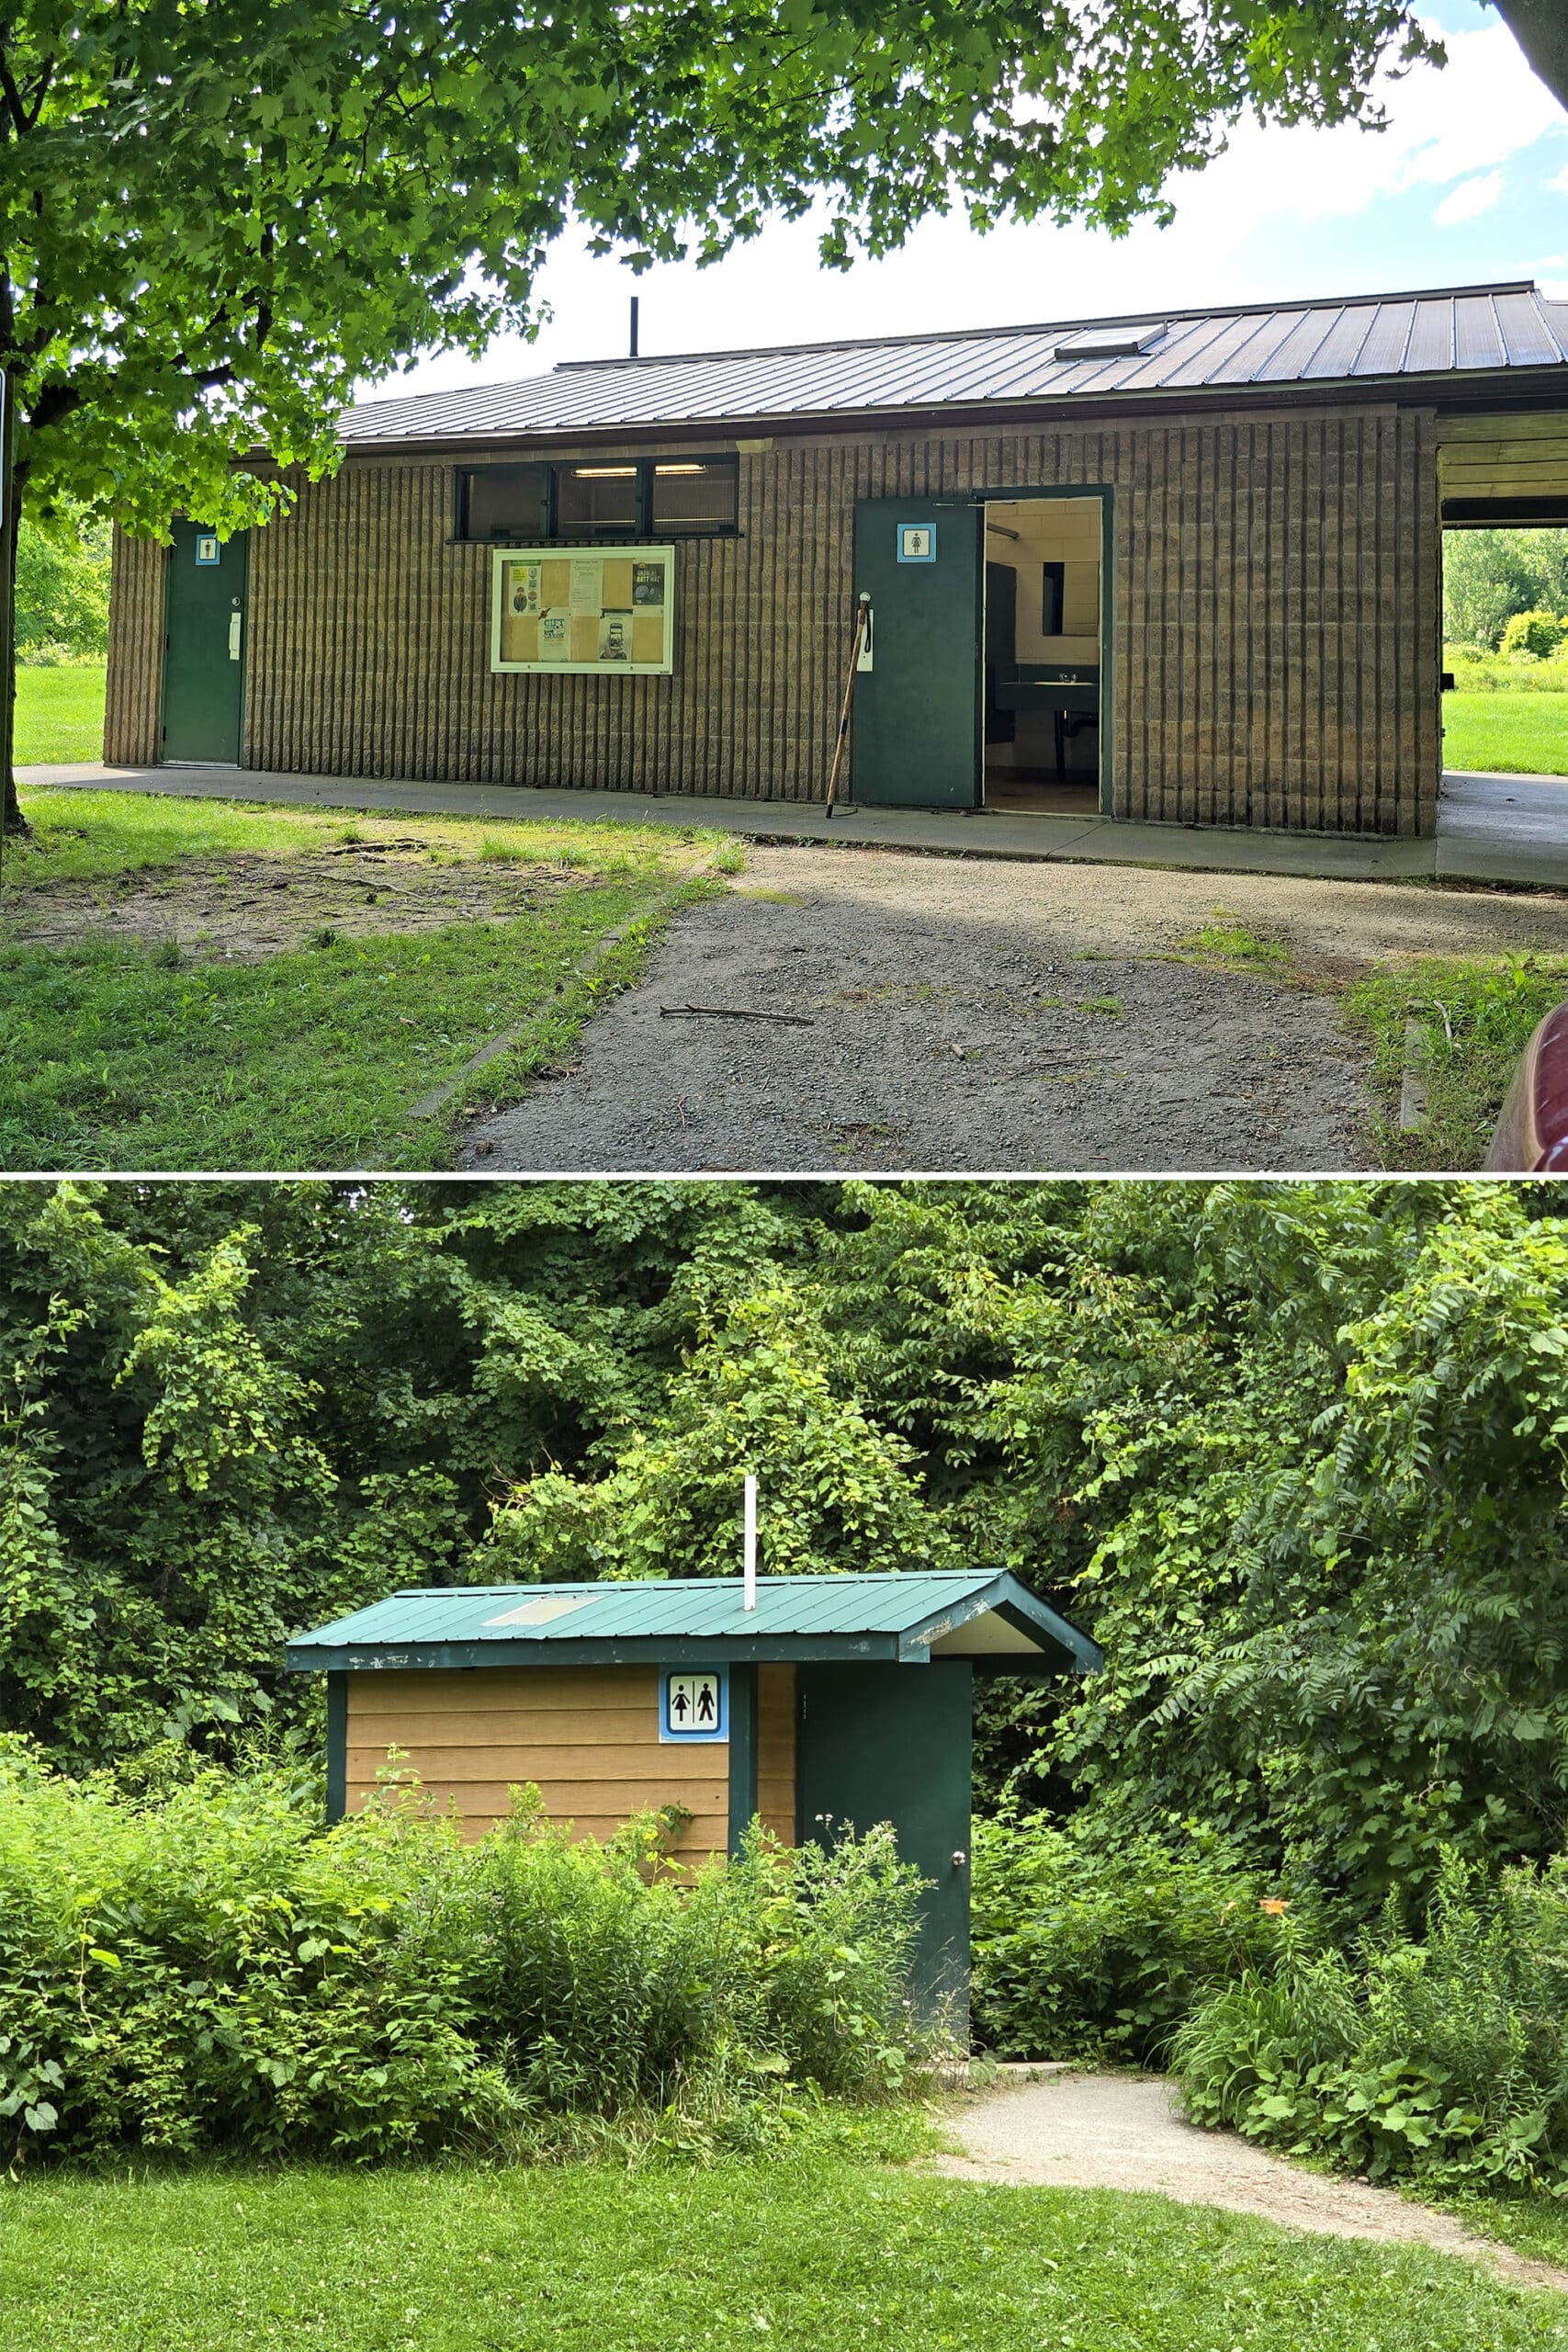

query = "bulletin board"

[{"left": 491, "top": 545, "right": 675, "bottom": 674}]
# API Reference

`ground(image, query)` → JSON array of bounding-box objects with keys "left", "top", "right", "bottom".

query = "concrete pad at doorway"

[
  {"left": 1438, "top": 770, "right": 1568, "bottom": 888},
  {"left": 933, "top": 2073, "right": 1568, "bottom": 2293}
]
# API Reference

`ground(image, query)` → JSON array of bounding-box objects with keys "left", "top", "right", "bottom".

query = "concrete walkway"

[
  {"left": 0, "top": 758, "right": 1457, "bottom": 881},
  {"left": 21, "top": 758, "right": 1568, "bottom": 888},
  {"left": 934, "top": 2072, "right": 1568, "bottom": 2293}
]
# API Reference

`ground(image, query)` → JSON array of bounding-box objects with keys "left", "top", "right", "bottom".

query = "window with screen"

[{"left": 459, "top": 465, "right": 550, "bottom": 541}]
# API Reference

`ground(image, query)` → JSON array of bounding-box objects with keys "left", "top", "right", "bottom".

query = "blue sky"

[{"left": 380, "top": 3, "right": 1568, "bottom": 397}]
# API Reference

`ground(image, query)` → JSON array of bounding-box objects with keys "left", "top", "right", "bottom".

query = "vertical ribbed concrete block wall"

[
  {"left": 110, "top": 401, "right": 1444, "bottom": 835},
  {"left": 104, "top": 528, "right": 167, "bottom": 764}
]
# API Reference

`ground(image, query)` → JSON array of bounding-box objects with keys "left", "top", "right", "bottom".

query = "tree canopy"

[
  {"left": 2, "top": 0, "right": 1440, "bottom": 826},
  {"left": 1443, "top": 528, "right": 1568, "bottom": 653},
  {"left": 6, "top": 1176, "right": 1568, "bottom": 1914}
]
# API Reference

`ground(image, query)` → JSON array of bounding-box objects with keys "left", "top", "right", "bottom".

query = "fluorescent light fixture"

[
  {"left": 573, "top": 465, "right": 637, "bottom": 478},
  {"left": 655, "top": 463, "right": 706, "bottom": 475},
  {"left": 1053, "top": 323, "right": 1166, "bottom": 360}
]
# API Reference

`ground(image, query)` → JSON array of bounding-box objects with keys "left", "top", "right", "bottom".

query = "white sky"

[{"left": 373, "top": 1, "right": 1568, "bottom": 401}]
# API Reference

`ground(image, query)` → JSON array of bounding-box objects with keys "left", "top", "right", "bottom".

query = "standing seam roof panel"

[
  {"left": 1495, "top": 289, "right": 1565, "bottom": 365},
  {"left": 1252, "top": 307, "right": 1346, "bottom": 384},
  {"left": 1301, "top": 306, "right": 1377, "bottom": 379},
  {"left": 1231, "top": 310, "right": 1315, "bottom": 384},
  {"left": 1454, "top": 293, "right": 1507, "bottom": 371},
  {"left": 1094, "top": 314, "right": 1224, "bottom": 393},
  {"left": 1405, "top": 297, "right": 1457, "bottom": 374},
  {"left": 1143, "top": 310, "right": 1273, "bottom": 390},
  {"left": 1352, "top": 300, "right": 1418, "bottom": 377},
  {"left": 1530, "top": 297, "right": 1568, "bottom": 364},
  {"left": 890, "top": 333, "right": 1065, "bottom": 408}
]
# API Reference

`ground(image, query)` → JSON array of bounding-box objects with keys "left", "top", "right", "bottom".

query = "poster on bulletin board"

[{"left": 491, "top": 546, "right": 674, "bottom": 673}]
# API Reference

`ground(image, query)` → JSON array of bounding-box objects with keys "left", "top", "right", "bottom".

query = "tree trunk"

[
  {"left": 1493, "top": 0, "right": 1568, "bottom": 112},
  {"left": 1, "top": 366, "right": 26, "bottom": 842}
]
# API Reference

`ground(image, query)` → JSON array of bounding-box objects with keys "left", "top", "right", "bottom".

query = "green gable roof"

[{"left": 286, "top": 1571, "right": 1100, "bottom": 1675}]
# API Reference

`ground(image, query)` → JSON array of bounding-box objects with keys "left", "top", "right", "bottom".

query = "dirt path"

[
  {"left": 933, "top": 2072, "right": 1568, "bottom": 2293},
  {"left": 459, "top": 843, "right": 1568, "bottom": 1172},
  {"left": 3, "top": 844, "right": 595, "bottom": 963}
]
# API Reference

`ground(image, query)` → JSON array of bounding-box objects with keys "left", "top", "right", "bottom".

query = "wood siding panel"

[
  {"left": 345, "top": 1665, "right": 728, "bottom": 1858},
  {"left": 104, "top": 530, "right": 166, "bottom": 763},
  {"left": 107, "top": 402, "right": 1446, "bottom": 835},
  {"left": 757, "top": 1663, "right": 796, "bottom": 1846}
]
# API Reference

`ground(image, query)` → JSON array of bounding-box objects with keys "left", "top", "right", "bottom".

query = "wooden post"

[{"left": 825, "top": 592, "right": 870, "bottom": 820}]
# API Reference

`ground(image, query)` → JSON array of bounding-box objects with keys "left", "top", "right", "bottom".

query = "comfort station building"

[{"left": 107, "top": 277, "right": 1568, "bottom": 840}]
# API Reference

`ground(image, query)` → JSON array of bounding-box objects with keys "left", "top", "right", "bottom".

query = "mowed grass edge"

[
  {"left": 12, "top": 663, "right": 107, "bottom": 765},
  {"left": 1442, "top": 692, "right": 1568, "bottom": 776},
  {"left": 0, "top": 2151, "right": 1563, "bottom": 2352},
  {"left": 0, "top": 791, "right": 734, "bottom": 1171}
]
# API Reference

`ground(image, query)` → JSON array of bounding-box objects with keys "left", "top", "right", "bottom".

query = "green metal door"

[
  {"left": 851, "top": 497, "right": 980, "bottom": 807},
  {"left": 797, "top": 1660, "right": 973, "bottom": 2021},
  {"left": 162, "top": 521, "right": 248, "bottom": 763}
]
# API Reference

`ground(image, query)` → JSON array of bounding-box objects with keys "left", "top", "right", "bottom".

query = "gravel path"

[
  {"left": 460, "top": 843, "right": 1568, "bottom": 1173},
  {"left": 933, "top": 2073, "right": 1568, "bottom": 2292}
]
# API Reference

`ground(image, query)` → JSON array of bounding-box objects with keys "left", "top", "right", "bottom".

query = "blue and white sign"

[
  {"left": 660, "top": 1668, "right": 728, "bottom": 1742},
  {"left": 195, "top": 534, "right": 220, "bottom": 566},
  {"left": 896, "top": 523, "right": 936, "bottom": 563}
]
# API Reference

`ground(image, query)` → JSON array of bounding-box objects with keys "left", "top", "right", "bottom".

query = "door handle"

[{"left": 228, "top": 611, "right": 243, "bottom": 662}]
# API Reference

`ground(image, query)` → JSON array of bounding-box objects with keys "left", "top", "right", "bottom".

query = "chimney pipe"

[
  {"left": 629, "top": 296, "right": 639, "bottom": 360},
  {"left": 743, "top": 1474, "right": 757, "bottom": 1611}
]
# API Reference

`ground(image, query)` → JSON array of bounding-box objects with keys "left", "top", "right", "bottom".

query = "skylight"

[{"left": 1053, "top": 323, "right": 1167, "bottom": 360}]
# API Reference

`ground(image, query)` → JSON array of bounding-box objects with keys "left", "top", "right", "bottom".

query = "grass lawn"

[
  {"left": 1442, "top": 691, "right": 1568, "bottom": 775},
  {"left": 0, "top": 791, "right": 733, "bottom": 1171},
  {"left": 1, "top": 2151, "right": 1563, "bottom": 2352},
  {"left": 14, "top": 662, "right": 107, "bottom": 763},
  {"left": 1346, "top": 951, "right": 1568, "bottom": 1170}
]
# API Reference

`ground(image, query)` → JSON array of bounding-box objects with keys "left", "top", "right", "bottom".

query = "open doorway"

[
  {"left": 982, "top": 495, "right": 1103, "bottom": 813},
  {"left": 1441, "top": 523, "right": 1568, "bottom": 783}
]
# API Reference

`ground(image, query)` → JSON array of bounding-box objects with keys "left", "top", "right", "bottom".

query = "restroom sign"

[
  {"left": 660, "top": 1668, "right": 727, "bottom": 1742},
  {"left": 195, "top": 534, "right": 220, "bottom": 565},
  {"left": 896, "top": 523, "right": 935, "bottom": 562}
]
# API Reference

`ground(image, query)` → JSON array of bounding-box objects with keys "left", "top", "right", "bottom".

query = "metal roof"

[
  {"left": 341, "top": 281, "right": 1568, "bottom": 449},
  {"left": 286, "top": 1571, "right": 1100, "bottom": 1673}
]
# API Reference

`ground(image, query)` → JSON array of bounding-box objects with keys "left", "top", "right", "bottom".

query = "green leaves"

[{"left": 0, "top": 1754, "right": 919, "bottom": 2161}]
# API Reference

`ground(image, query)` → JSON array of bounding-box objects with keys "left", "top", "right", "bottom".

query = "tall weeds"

[
  {"left": 1174, "top": 1850, "right": 1568, "bottom": 2191},
  {"left": 0, "top": 1746, "right": 923, "bottom": 2166}
]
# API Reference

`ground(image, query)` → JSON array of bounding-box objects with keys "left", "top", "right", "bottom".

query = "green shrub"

[
  {"left": 0, "top": 1745, "right": 924, "bottom": 2166},
  {"left": 1174, "top": 1849, "right": 1568, "bottom": 2192},
  {"left": 970, "top": 1816, "right": 1288, "bottom": 2062},
  {"left": 16, "top": 510, "right": 111, "bottom": 662},
  {"left": 1498, "top": 609, "right": 1567, "bottom": 662}
]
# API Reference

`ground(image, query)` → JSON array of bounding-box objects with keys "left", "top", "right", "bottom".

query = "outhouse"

[{"left": 285, "top": 1569, "right": 1100, "bottom": 2014}]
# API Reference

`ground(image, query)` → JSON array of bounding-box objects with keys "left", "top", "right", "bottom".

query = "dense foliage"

[
  {"left": 15, "top": 510, "right": 109, "bottom": 664},
  {"left": 1443, "top": 528, "right": 1568, "bottom": 651},
  {"left": 970, "top": 1816, "right": 1288, "bottom": 2062},
  {"left": 0, "top": 1741, "right": 920, "bottom": 2165},
  {"left": 8, "top": 1176, "right": 1568, "bottom": 1928},
  {"left": 1174, "top": 1851, "right": 1568, "bottom": 2194}
]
